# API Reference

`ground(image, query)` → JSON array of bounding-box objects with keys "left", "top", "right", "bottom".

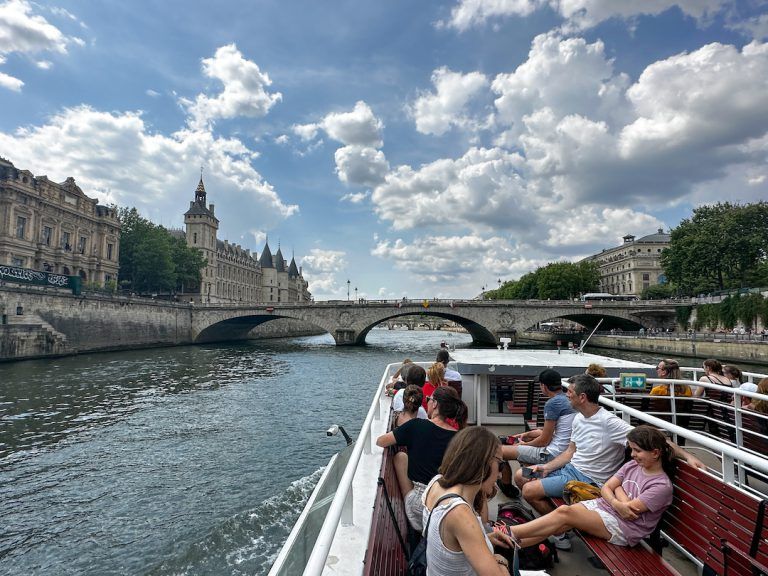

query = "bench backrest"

[{"left": 662, "top": 462, "right": 768, "bottom": 576}]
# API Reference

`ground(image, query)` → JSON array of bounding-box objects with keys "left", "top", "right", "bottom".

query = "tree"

[
  {"left": 661, "top": 202, "right": 768, "bottom": 295},
  {"left": 641, "top": 284, "right": 674, "bottom": 300},
  {"left": 487, "top": 261, "right": 599, "bottom": 300},
  {"left": 170, "top": 235, "right": 206, "bottom": 293}
]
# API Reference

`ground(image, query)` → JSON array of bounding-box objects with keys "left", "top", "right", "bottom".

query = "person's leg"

[
  {"left": 521, "top": 477, "right": 558, "bottom": 515},
  {"left": 510, "top": 504, "right": 612, "bottom": 548},
  {"left": 393, "top": 451, "right": 413, "bottom": 496},
  {"left": 501, "top": 444, "right": 521, "bottom": 461},
  {"left": 513, "top": 467, "right": 526, "bottom": 489}
]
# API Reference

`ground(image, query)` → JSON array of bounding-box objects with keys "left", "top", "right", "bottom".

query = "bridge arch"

[{"left": 354, "top": 311, "right": 496, "bottom": 346}]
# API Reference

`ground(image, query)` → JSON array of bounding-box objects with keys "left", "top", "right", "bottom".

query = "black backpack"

[{"left": 495, "top": 502, "right": 558, "bottom": 570}]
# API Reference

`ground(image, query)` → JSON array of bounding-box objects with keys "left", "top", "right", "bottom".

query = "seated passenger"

[
  {"left": 650, "top": 359, "right": 692, "bottom": 396},
  {"left": 376, "top": 386, "right": 468, "bottom": 531},
  {"left": 423, "top": 362, "right": 447, "bottom": 409},
  {"left": 506, "top": 426, "right": 675, "bottom": 549},
  {"left": 498, "top": 369, "right": 575, "bottom": 496},
  {"left": 386, "top": 358, "right": 413, "bottom": 395},
  {"left": 694, "top": 359, "right": 731, "bottom": 397},
  {"left": 437, "top": 348, "right": 462, "bottom": 398},
  {"left": 392, "top": 365, "right": 427, "bottom": 412},
  {"left": 421, "top": 426, "right": 515, "bottom": 575},
  {"left": 394, "top": 384, "right": 427, "bottom": 428},
  {"left": 746, "top": 378, "right": 768, "bottom": 414}
]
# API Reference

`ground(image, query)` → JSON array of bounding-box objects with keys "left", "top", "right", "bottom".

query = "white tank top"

[{"left": 422, "top": 476, "right": 494, "bottom": 576}]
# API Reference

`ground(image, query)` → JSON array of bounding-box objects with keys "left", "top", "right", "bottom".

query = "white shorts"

[
  {"left": 580, "top": 499, "right": 628, "bottom": 546},
  {"left": 516, "top": 445, "right": 554, "bottom": 464},
  {"left": 405, "top": 482, "right": 427, "bottom": 531}
]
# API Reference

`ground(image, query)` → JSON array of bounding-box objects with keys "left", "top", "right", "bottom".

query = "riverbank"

[{"left": 522, "top": 331, "right": 768, "bottom": 365}]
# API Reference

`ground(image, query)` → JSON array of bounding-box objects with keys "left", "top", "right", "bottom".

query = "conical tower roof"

[
  {"left": 259, "top": 239, "right": 274, "bottom": 268},
  {"left": 275, "top": 247, "right": 286, "bottom": 272},
  {"left": 288, "top": 257, "right": 299, "bottom": 278}
]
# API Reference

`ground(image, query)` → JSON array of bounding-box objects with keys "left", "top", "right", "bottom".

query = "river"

[{"left": 0, "top": 330, "right": 763, "bottom": 575}]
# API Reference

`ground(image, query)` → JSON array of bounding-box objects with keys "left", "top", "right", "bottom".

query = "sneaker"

[
  {"left": 496, "top": 479, "right": 520, "bottom": 498},
  {"left": 553, "top": 532, "right": 572, "bottom": 551}
]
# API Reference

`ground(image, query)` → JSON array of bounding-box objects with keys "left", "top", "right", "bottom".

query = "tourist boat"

[{"left": 268, "top": 348, "right": 768, "bottom": 576}]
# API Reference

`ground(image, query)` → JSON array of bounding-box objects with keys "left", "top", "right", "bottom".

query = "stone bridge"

[{"left": 192, "top": 299, "right": 680, "bottom": 346}]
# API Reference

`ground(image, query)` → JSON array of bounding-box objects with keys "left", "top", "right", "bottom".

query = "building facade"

[
  {"left": 0, "top": 157, "right": 120, "bottom": 286},
  {"left": 583, "top": 229, "right": 670, "bottom": 295},
  {"left": 183, "top": 177, "right": 310, "bottom": 303}
]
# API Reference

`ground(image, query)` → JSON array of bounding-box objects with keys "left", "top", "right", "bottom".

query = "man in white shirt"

[{"left": 436, "top": 348, "right": 462, "bottom": 397}]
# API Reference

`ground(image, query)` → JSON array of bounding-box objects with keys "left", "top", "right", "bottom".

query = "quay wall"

[
  {"left": 0, "top": 287, "right": 321, "bottom": 361},
  {"left": 521, "top": 332, "right": 768, "bottom": 365}
]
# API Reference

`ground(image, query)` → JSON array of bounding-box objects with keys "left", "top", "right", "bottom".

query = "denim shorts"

[{"left": 539, "top": 463, "right": 597, "bottom": 498}]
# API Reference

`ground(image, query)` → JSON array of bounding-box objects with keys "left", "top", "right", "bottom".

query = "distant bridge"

[{"left": 191, "top": 299, "right": 680, "bottom": 346}]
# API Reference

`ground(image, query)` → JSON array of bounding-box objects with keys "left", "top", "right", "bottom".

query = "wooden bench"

[
  {"left": 363, "top": 444, "right": 409, "bottom": 576},
  {"left": 550, "top": 462, "right": 768, "bottom": 576}
]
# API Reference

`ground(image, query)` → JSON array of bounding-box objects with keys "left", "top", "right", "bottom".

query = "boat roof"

[{"left": 450, "top": 349, "right": 652, "bottom": 376}]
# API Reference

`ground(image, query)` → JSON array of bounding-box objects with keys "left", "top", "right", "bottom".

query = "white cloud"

[
  {"left": 492, "top": 32, "right": 630, "bottom": 145},
  {"left": 544, "top": 207, "right": 665, "bottom": 249},
  {"left": 182, "top": 44, "right": 282, "bottom": 130},
  {"left": 728, "top": 13, "right": 768, "bottom": 41},
  {"left": 371, "top": 146, "right": 530, "bottom": 231},
  {"left": 340, "top": 191, "right": 369, "bottom": 203},
  {"left": 0, "top": 0, "right": 81, "bottom": 55},
  {"left": 334, "top": 145, "right": 389, "bottom": 187},
  {"left": 145, "top": 88, "right": 160, "bottom": 97},
  {"left": 300, "top": 248, "right": 347, "bottom": 297},
  {"left": 292, "top": 123, "right": 320, "bottom": 141},
  {"left": 274, "top": 134, "right": 289, "bottom": 145},
  {"left": 0, "top": 69, "right": 23, "bottom": 91},
  {"left": 442, "top": 0, "right": 729, "bottom": 32},
  {"left": 410, "top": 67, "right": 489, "bottom": 135},
  {"left": 0, "top": 105, "right": 297, "bottom": 233},
  {"left": 321, "top": 100, "right": 383, "bottom": 147}
]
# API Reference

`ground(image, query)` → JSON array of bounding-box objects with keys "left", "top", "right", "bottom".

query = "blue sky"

[{"left": 1, "top": 0, "right": 767, "bottom": 300}]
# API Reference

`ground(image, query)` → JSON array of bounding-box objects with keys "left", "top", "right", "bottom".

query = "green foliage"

[
  {"left": 117, "top": 206, "right": 206, "bottom": 293},
  {"left": 641, "top": 284, "right": 675, "bottom": 300},
  {"left": 661, "top": 202, "right": 768, "bottom": 295},
  {"left": 487, "top": 261, "right": 599, "bottom": 300},
  {"left": 675, "top": 306, "right": 692, "bottom": 330},
  {"left": 693, "top": 293, "right": 767, "bottom": 331}
]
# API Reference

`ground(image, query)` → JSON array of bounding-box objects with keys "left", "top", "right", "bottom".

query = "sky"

[{"left": 0, "top": 0, "right": 767, "bottom": 300}]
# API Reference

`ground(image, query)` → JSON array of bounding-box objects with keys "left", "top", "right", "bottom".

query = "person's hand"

[
  {"left": 685, "top": 453, "right": 706, "bottom": 470},
  {"left": 489, "top": 530, "right": 514, "bottom": 549},
  {"left": 613, "top": 500, "right": 638, "bottom": 520},
  {"left": 529, "top": 464, "right": 547, "bottom": 478}
]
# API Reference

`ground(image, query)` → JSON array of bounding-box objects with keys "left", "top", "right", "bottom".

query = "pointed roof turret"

[
  {"left": 259, "top": 238, "right": 274, "bottom": 268},
  {"left": 184, "top": 172, "right": 217, "bottom": 220},
  {"left": 288, "top": 256, "right": 300, "bottom": 278},
  {"left": 194, "top": 176, "right": 206, "bottom": 205},
  {"left": 275, "top": 246, "right": 286, "bottom": 272}
]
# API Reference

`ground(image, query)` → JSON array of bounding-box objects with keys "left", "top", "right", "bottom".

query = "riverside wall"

[
  {"left": 0, "top": 287, "right": 321, "bottom": 362},
  {"left": 521, "top": 331, "right": 768, "bottom": 365}
]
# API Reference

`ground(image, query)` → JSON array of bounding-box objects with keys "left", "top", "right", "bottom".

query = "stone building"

[
  {"left": 0, "top": 157, "right": 120, "bottom": 286},
  {"left": 583, "top": 229, "right": 670, "bottom": 295},
  {"left": 183, "top": 177, "right": 310, "bottom": 303}
]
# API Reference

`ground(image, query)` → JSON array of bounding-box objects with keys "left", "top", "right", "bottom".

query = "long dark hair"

[
  {"left": 439, "top": 427, "right": 499, "bottom": 514},
  {"left": 432, "top": 386, "right": 468, "bottom": 429},
  {"left": 626, "top": 425, "right": 676, "bottom": 479}
]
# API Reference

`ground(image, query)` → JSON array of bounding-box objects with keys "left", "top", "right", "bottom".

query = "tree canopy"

[
  {"left": 661, "top": 202, "right": 768, "bottom": 295},
  {"left": 485, "top": 261, "right": 600, "bottom": 300},
  {"left": 117, "top": 207, "right": 206, "bottom": 293}
]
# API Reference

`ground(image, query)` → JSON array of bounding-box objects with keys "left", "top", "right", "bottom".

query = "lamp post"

[
  {"left": 354, "top": 286, "right": 358, "bottom": 302},
  {"left": 498, "top": 278, "right": 502, "bottom": 288},
  {"left": 347, "top": 279, "right": 350, "bottom": 301}
]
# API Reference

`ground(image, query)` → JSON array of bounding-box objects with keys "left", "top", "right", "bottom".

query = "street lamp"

[
  {"left": 354, "top": 286, "right": 358, "bottom": 302},
  {"left": 498, "top": 278, "right": 502, "bottom": 288},
  {"left": 347, "top": 279, "right": 350, "bottom": 301}
]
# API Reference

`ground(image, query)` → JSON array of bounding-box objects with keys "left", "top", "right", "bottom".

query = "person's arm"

[
  {"left": 667, "top": 439, "right": 706, "bottom": 469},
  {"left": 448, "top": 506, "right": 510, "bottom": 575},
  {"left": 534, "top": 441, "right": 575, "bottom": 476},
  {"left": 601, "top": 475, "right": 644, "bottom": 520},
  {"left": 523, "top": 419, "right": 555, "bottom": 447},
  {"left": 376, "top": 431, "right": 396, "bottom": 448}
]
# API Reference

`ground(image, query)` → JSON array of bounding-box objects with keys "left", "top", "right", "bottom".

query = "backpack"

[{"left": 495, "top": 502, "right": 557, "bottom": 571}]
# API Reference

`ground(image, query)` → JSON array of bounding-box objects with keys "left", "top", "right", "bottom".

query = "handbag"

[
  {"left": 563, "top": 480, "right": 602, "bottom": 504},
  {"left": 407, "top": 492, "right": 463, "bottom": 576}
]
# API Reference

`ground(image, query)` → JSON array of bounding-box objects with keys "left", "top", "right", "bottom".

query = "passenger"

[
  {"left": 498, "top": 369, "right": 575, "bottom": 497},
  {"left": 421, "top": 426, "right": 515, "bottom": 575},
  {"left": 506, "top": 426, "right": 675, "bottom": 549},
  {"left": 723, "top": 364, "right": 743, "bottom": 387},
  {"left": 423, "top": 362, "right": 447, "bottom": 409},
  {"left": 386, "top": 358, "right": 414, "bottom": 395},
  {"left": 693, "top": 359, "right": 731, "bottom": 397},
  {"left": 650, "top": 359, "right": 692, "bottom": 397},
  {"left": 395, "top": 384, "right": 427, "bottom": 428},
  {"left": 519, "top": 374, "right": 703, "bottom": 550},
  {"left": 392, "top": 365, "right": 427, "bottom": 413},
  {"left": 746, "top": 378, "right": 768, "bottom": 414},
  {"left": 437, "top": 348, "right": 462, "bottom": 398},
  {"left": 586, "top": 363, "right": 607, "bottom": 378},
  {"left": 376, "top": 386, "right": 468, "bottom": 531}
]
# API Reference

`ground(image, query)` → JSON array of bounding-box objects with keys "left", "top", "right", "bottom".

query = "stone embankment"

[
  {"left": 0, "top": 287, "right": 321, "bottom": 362},
  {"left": 522, "top": 331, "right": 768, "bottom": 364}
]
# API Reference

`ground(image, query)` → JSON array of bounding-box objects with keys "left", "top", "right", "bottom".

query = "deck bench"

[{"left": 548, "top": 462, "right": 768, "bottom": 576}]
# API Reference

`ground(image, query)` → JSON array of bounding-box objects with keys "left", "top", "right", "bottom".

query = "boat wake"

[{"left": 146, "top": 467, "right": 324, "bottom": 576}]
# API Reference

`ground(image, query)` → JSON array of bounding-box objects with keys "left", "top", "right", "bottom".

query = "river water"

[{"left": 0, "top": 330, "right": 763, "bottom": 576}]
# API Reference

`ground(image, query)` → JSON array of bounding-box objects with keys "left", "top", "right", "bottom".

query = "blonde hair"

[
  {"left": 427, "top": 362, "right": 446, "bottom": 385},
  {"left": 752, "top": 378, "right": 768, "bottom": 414},
  {"left": 586, "top": 363, "right": 607, "bottom": 378}
]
